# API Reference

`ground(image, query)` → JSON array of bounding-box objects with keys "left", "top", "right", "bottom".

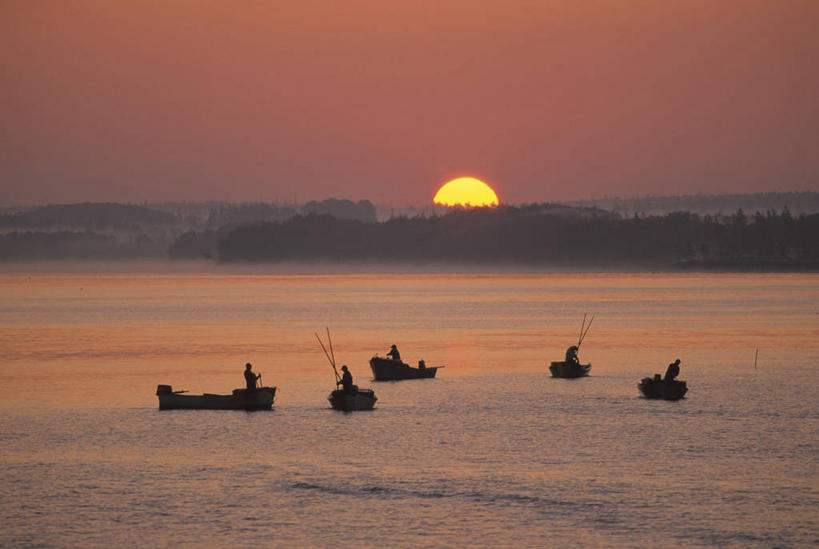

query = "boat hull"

[
  {"left": 157, "top": 385, "right": 276, "bottom": 410},
  {"left": 328, "top": 388, "right": 377, "bottom": 411},
  {"left": 549, "top": 361, "right": 591, "bottom": 378},
  {"left": 369, "top": 357, "right": 440, "bottom": 381},
  {"left": 638, "top": 378, "right": 688, "bottom": 400}
]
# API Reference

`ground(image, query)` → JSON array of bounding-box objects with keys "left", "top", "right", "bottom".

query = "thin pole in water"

[{"left": 754, "top": 348, "right": 759, "bottom": 369}]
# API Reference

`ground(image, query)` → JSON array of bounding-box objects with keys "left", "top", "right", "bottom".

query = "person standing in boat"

[
  {"left": 387, "top": 344, "right": 402, "bottom": 361},
  {"left": 339, "top": 365, "right": 355, "bottom": 394},
  {"left": 565, "top": 345, "right": 580, "bottom": 365},
  {"left": 244, "top": 362, "right": 261, "bottom": 390},
  {"left": 664, "top": 359, "right": 681, "bottom": 382}
]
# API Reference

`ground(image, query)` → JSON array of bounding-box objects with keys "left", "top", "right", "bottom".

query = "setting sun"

[{"left": 433, "top": 177, "right": 500, "bottom": 207}]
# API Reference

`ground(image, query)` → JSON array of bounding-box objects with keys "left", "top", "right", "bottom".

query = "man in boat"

[
  {"left": 244, "top": 362, "right": 261, "bottom": 390},
  {"left": 339, "top": 365, "right": 355, "bottom": 394},
  {"left": 387, "top": 344, "right": 402, "bottom": 361},
  {"left": 565, "top": 345, "right": 580, "bottom": 365},
  {"left": 664, "top": 359, "right": 681, "bottom": 382}
]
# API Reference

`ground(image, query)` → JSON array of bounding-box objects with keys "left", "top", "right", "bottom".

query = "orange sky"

[{"left": 1, "top": 0, "right": 817, "bottom": 205}]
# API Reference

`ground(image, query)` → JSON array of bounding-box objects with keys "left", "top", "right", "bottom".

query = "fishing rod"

[
  {"left": 578, "top": 314, "right": 595, "bottom": 349},
  {"left": 315, "top": 331, "right": 341, "bottom": 383},
  {"left": 577, "top": 313, "right": 587, "bottom": 347},
  {"left": 326, "top": 327, "right": 337, "bottom": 370}
]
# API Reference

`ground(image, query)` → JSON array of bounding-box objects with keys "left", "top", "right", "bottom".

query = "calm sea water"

[{"left": 1, "top": 268, "right": 817, "bottom": 548}]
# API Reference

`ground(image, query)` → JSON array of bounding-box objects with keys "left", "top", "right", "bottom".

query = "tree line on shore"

[
  {"left": 1, "top": 202, "right": 817, "bottom": 269},
  {"left": 211, "top": 206, "right": 818, "bottom": 269}
]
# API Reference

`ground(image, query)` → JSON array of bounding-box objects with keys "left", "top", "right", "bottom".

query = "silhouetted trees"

[
  {"left": 203, "top": 202, "right": 296, "bottom": 228},
  {"left": 301, "top": 198, "right": 377, "bottom": 222},
  {"left": 167, "top": 230, "right": 222, "bottom": 260},
  {"left": 564, "top": 191, "right": 819, "bottom": 217},
  {"left": 212, "top": 206, "right": 819, "bottom": 269},
  {"left": 0, "top": 203, "right": 180, "bottom": 231},
  {"left": 2, "top": 200, "right": 817, "bottom": 268},
  {"left": 0, "top": 231, "right": 166, "bottom": 259}
]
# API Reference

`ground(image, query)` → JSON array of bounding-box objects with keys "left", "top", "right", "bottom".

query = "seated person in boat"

[
  {"left": 418, "top": 359, "right": 426, "bottom": 369},
  {"left": 664, "top": 359, "right": 681, "bottom": 382},
  {"left": 339, "top": 365, "right": 356, "bottom": 394},
  {"left": 387, "top": 344, "right": 402, "bottom": 361},
  {"left": 244, "top": 362, "right": 261, "bottom": 390},
  {"left": 565, "top": 345, "right": 580, "bottom": 365}
]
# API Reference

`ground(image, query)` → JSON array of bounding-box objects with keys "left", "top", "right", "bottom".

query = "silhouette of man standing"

[{"left": 244, "top": 362, "right": 260, "bottom": 390}]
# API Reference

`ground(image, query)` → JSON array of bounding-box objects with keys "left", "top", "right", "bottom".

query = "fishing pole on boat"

[
  {"left": 315, "top": 331, "right": 341, "bottom": 383},
  {"left": 326, "top": 327, "right": 337, "bottom": 370},
  {"left": 578, "top": 314, "right": 594, "bottom": 348},
  {"left": 577, "top": 313, "right": 587, "bottom": 347}
]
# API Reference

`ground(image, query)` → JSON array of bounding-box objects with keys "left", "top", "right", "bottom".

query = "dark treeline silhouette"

[
  {"left": 301, "top": 199, "right": 377, "bottom": 223},
  {"left": 564, "top": 191, "right": 819, "bottom": 217},
  {"left": 0, "top": 203, "right": 182, "bottom": 260},
  {"left": 0, "top": 202, "right": 181, "bottom": 231},
  {"left": 198, "top": 198, "right": 374, "bottom": 228},
  {"left": 0, "top": 198, "right": 377, "bottom": 232},
  {"left": 167, "top": 229, "right": 223, "bottom": 260},
  {"left": 213, "top": 206, "right": 819, "bottom": 269},
  {"left": 0, "top": 199, "right": 378, "bottom": 261},
  {"left": 202, "top": 203, "right": 296, "bottom": 228},
  {"left": 2, "top": 199, "right": 817, "bottom": 268},
  {"left": 0, "top": 231, "right": 167, "bottom": 260}
]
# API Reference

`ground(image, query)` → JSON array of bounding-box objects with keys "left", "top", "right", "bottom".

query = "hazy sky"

[{"left": 2, "top": 0, "right": 817, "bottom": 206}]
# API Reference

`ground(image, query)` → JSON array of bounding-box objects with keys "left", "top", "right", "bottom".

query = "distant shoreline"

[
  {"left": 2, "top": 200, "right": 817, "bottom": 271},
  {"left": 1, "top": 258, "right": 817, "bottom": 275}
]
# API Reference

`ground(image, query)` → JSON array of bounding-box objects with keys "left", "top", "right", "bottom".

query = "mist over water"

[{"left": 1, "top": 269, "right": 817, "bottom": 547}]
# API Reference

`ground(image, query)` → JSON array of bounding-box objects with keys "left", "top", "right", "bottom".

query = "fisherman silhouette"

[
  {"left": 565, "top": 345, "right": 580, "bottom": 365},
  {"left": 664, "top": 359, "right": 681, "bottom": 382},
  {"left": 387, "top": 344, "right": 401, "bottom": 361},
  {"left": 339, "top": 365, "right": 355, "bottom": 394},
  {"left": 244, "top": 362, "right": 260, "bottom": 390}
]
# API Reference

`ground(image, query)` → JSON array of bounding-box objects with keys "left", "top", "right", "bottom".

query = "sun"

[{"left": 433, "top": 177, "right": 500, "bottom": 208}]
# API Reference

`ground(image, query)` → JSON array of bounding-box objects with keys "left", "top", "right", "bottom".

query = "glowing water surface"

[{"left": 0, "top": 271, "right": 816, "bottom": 547}]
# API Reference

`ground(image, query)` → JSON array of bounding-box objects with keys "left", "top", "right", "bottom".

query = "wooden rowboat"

[
  {"left": 156, "top": 384, "right": 276, "bottom": 410},
  {"left": 549, "top": 361, "right": 591, "bottom": 378},
  {"left": 369, "top": 356, "right": 441, "bottom": 381},
  {"left": 637, "top": 376, "right": 688, "bottom": 400},
  {"left": 328, "top": 388, "right": 377, "bottom": 411}
]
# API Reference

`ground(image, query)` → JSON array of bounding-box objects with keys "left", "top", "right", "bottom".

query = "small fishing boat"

[
  {"left": 550, "top": 313, "right": 594, "bottom": 378},
  {"left": 328, "top": 388, "right": 377, "bottom": 411},
  {"left": 637, "top": 375, "right": 688, "bottom": 400},
  {"left": 369, "top": 356, "right": 441, "bottom": 381},
  {"left": 156, "top": 384, "right": 276, "bottom": 410},
  {"left": 549, "top": 361, "right": 591, "bottom": 378},
  {"left": 316, "top": 328, "right": 377, "bottom": 412}
]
